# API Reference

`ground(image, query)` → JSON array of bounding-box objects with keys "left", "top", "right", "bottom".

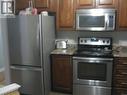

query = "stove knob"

[
  {"left": 107, "top": 40, "right": 110, "bottom": 43},
  {"left": 84, "top": 40, "right": 87, "bottom": 43},
  {"left": 80, "top": 40, "right": 83, "bottom": 43},
  {"left": 103, "top": 40, "right": 105, "bottom": 43}
]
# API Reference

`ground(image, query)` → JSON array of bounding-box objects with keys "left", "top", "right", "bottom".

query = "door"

[
  {"left": 73, "top": 57, "right": 113, "bottom": 86},
  {"left": 7, "top": 16, "right": 41, "bottom": 67},
  {"left": 10, "top": 66, "right": 44, "bottom": 95}
]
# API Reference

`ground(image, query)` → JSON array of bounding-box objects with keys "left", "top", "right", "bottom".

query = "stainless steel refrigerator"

[{"left": 7, "top": 14, "right": 55, "bottom": 95}]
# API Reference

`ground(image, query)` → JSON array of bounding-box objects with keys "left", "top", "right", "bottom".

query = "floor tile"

[{"left": 49, "top": 92, "right": 72, "bottom": 95}]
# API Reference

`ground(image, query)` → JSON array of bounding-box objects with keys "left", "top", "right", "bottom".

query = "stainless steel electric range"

[{"left": 73, "top": 37, "right": 113, "bottom": 95}]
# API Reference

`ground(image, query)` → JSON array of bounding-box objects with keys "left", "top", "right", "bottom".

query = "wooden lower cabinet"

[
  {"left": 113, "top": 88, "right": 127, "bottom": 95},
  {"left": 112, "top": 57, "right": 127, "bottom": 95},
  {"left": 51, "top": 54, "right": 72, "bottom": 93}
]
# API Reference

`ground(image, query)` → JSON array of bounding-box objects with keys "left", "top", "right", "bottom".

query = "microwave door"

[{"left": 76, "top": 14, "right": 106, "bottom": 31}]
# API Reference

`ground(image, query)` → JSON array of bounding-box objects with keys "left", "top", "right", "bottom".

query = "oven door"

[{"left": 73, "top": 57, "right": 113, "bottom": 87}]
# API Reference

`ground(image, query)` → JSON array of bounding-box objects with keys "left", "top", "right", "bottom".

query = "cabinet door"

[
  {"left": 57, "top": 0, "right": 74, "bottom": 30},
  {"left": 112, "top": 57, "right": 127, "bottom": 95},
  {"left": 35, "top": 0, "right": 49, "bottom": 8},
  {"left": 76, "top": 0, "right": 95, "bottom": 8},
  {"left": 118, "top": 0, "right": 127, "bottom": 29},
  {"left": 51, "top": 55, "right": 72, "bottom": 93},
  {"left": 113, "top": 88, "right": 127, "bottom": 95},
  {"left": 96, "top": 0, "right": 116, "bottom": 8},
  {"left": 15, "top": 0, "right": 29, "bottom": 10},
  {"left": 50, "top": 0, "right": 57, "bottom": 12}
]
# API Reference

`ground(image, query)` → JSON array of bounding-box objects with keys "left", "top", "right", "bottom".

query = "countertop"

[
  {"left": 51, "top": 48, "right": 76, "bottom": 55},
  {"left": 113, "top": 44, "right": 127, "bottom": 57},
  {"left": 51, "top": 47, "right": 127, "bottom": 57},
  {"left": 6, "top": 91, "right": 20, "bottom": 95},
  {"left": 113, "top": 52, "right": 127, "bottom": 57}
]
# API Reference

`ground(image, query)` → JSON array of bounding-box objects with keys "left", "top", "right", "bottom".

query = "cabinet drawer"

[
  {"left": 114, "top": 79, "right": 127, "bottom": 88},
  {"left": 115, "top": 64, "right": 127, "bottom": 70},
  {"left": 115, "top": 58, "right": 127, "bottom": 65},
  {"left": 113, "top": 88, "right": 127, "bottom": 95},
  {"left": 113, "top": 58, "right": 127, "bottom": 95},
  {"left": 115, "top": 69, "right": 127, "bottom": 76}
]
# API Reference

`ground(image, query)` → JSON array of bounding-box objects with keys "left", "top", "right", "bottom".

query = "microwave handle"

[
  {"left": 106, "top": 18, "right": 110, "bottom": 28},
  {"left": 105, "top": 16, "right": 109, "bottom": 29}
]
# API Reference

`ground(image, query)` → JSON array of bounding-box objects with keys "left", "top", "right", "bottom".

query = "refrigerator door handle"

[
  {"left": 10, "top": 66, "right": 42, "bottom": 71},
  {"left": 37, "top": 22, "right": 40, "bottom": 55},
  {"left": 39, "top": 15, "right": 43, "bottom": 67}
]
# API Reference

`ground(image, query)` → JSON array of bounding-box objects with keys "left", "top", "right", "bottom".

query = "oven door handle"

[{"left": 73, "top": 57, "right": 113, "bottom": 63}]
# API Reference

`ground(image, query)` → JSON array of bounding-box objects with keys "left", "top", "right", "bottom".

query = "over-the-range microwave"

[{"left": 76, "top": 9, "right": 116, "bottom": 31}]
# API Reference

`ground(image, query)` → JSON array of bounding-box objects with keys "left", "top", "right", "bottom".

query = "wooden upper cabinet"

[
  {"left": 57, "top": 0, "right": 75, "bottom": 30},
  {"left": 76, "top": 0, "right": 95, "bottom": 8},
  {"left": 76, "top": 0, "right": 116, "bottom": 9},
  {"left": 15, "top": 0, "right": 57, "bottom": 13},
  {"left": 35, "top": 0, "right": 49, "bottom": 8},
  {"left": 15, "top": 0, "right": 29, "bottom": 10},
  {"left": 96, "top": 0, "right": 116, "bottom": 8},
  {"left": 118, "top": 0, "right": 127, "bottom": 29},
  {"left": 15, "top": 0, "right": 50, "bottom": 13},
  {"left": 50, "top": 0, "right": 57, "bottom": 12}
]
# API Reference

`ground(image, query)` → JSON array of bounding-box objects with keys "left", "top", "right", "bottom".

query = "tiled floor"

[{"left": 49, "top": 92, "right": 71, "bottom": 95}]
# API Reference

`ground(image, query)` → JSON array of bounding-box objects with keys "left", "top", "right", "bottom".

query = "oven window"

[
  {"left": 79, "top": 16, "right": 105, "bottom": 27},
  {"left": 78, "top": 62, "right": 107, "bottom": 81}
]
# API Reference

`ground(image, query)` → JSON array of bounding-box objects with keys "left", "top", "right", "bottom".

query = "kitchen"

[{"left": 0, "top": 0, "right": 127, "bottom": 95}]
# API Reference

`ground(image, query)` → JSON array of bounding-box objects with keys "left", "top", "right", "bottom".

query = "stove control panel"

[{"left": 79, "top": 37, "right": 112, "bottom": 46}]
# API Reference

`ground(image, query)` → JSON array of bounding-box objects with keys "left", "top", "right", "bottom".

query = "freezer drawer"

[{"left": 10, "top": 66, "right": 44, "bottom": 95}]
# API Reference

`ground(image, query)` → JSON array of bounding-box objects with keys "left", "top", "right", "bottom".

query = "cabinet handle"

[
  {"left": 121, "top": 82, "right": 127, "bottom": 85},
  {"left": 121, "top": 93, "right": 127, "bottom": 95},
  {"left": 122, "top": 62, "right": 127, "bottom": 65},
  {"left": 121, "top": 72, "right": 127, "bottom": 75}
]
